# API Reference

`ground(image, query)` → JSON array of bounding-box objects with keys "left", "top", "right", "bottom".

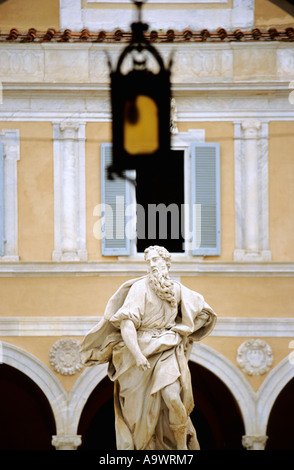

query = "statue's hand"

[{"left": 136, "top": 353, "right": 150, "bottom": 371}]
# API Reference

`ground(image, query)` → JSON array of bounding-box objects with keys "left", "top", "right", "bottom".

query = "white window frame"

[
  {"left": 60, "top": 0, "right": 254, "bottom": 31},
  {"left": 101, "top": 129, "right": 222, "bottom": 259}
]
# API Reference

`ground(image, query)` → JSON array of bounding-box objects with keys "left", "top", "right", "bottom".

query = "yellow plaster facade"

[{"left": 0, "top": 0, "right": 60, "bottom": 31}]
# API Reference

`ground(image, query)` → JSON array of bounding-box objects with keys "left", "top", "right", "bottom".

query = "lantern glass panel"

[{"left": 123, "top": 95, "right": 159, "bottom": 155}]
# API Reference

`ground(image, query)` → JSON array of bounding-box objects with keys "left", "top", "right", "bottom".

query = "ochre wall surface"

[
  {"left": 269, "top": 121, "right": 294, "bottom": 261},
  {"left": 0, "top": 0, "right": 60, "bottom": 31}
]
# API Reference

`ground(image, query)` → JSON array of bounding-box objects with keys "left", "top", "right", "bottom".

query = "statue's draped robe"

[{"left": 80, "top": 276, "right": 217, "bottom": 450}]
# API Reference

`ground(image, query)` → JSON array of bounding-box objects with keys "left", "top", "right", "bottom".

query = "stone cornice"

[
  {"left": 0, "top": 261, "right": 293, "bottom": 277},
  {"left": 0, "top": 315, "right": 293, "bottom": 337},
  {"left": 3, "top": 80, "right": 292, "bottom": 92},
  {"left": 1, "top": 81, "right": 293, "bottom": 123}
]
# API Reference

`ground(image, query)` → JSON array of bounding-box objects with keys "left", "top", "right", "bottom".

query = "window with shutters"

[
  {"left": 191, "top": 143, "right": 221, "bottom": 256},
  {"left": 99, "top": 141, "right": 220, "bottom": 256},
  {"left": 100, "top": 143, "right": 131, "bottom": 256}
]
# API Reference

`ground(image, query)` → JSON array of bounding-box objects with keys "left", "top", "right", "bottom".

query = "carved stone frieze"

[
  {"left": 1, "top": 42, "right": 294, "bottom": 85},
  {"left": 49, "top": 338, "right": 83, "bottom": 375},
  {"left": 0, "top": 49, "right": 44, "bottom": 82},
  {"left": 237, "top": 339, "right": 273, "bottom": 376}
]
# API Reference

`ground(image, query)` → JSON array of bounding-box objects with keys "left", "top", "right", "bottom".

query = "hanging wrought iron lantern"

[{"left": 108, "top": 0, "right": 172, "bottom": 180}]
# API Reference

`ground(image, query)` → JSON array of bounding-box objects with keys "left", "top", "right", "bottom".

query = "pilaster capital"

[
  {"left": 241, "top": 120, "right": 261, "bottom": 139},
  {"left": 52, "top": 434, "right": 82, "bottom": 450},
  {"left": 53, "top": 121, "right": 85, "bottom": 141},
  {"left": 0, "top": 129, "right": 20, "bottom": 161},
  {"left": 242, "top": 435, "right": 268, "bottom": 450}
]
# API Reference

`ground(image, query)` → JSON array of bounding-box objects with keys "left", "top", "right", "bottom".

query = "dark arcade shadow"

[{"left": 0, "top": 363, "right": 56, "bottom": 450}]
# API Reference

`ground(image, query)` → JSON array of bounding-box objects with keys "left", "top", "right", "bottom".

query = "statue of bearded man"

[{"left": 80, "top": 245, "right": 217, "bottom": 450}]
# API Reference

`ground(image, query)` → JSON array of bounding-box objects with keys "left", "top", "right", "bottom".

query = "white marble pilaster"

[
  {"left": 243, "top": 120, "right": 261, "bottom": 252},
  {"left": 52, "top": 121, "right": 88, "bottom": 262},
  {"left": 0, "top": 130, "right": 20, "bottom": 262},
  {"left": 234, "top": 120, "right": 271, "bottom": 262}
]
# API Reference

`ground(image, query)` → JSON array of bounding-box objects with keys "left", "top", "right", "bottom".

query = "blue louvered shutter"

[
  {"left": 101, "top": 143, "right": 131, "bottom": 256},
  {"left": 190, "top": 143, "right": 221, "bottom": 256},
  {"left": 0, "top": 142, "right": 5, "bottom": 257}
]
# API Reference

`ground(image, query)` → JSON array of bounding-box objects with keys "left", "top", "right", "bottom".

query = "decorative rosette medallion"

[{"left": 49, "top": 339, "right": 83, "bottom": 375}]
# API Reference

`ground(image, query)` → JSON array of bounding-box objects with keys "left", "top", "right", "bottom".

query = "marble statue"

[{"left": 80, "top": 245, "right": 217, "bottom": 450}]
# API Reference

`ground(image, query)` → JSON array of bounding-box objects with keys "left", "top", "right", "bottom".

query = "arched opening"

[
  {"left": 77, "top": 376, "right": 116, "bottom": 450},
  {"left": 189, "top": 362, "right": 245, "bottom": 450},
  {"left": 265, "top": 377, "right": 294, "bottom": 450},
  {"left": 0, "top": 363, "right": 56, "bottom": 450},
  {"left": 77, "top": 362, "right": 245, "bottom": 450}
]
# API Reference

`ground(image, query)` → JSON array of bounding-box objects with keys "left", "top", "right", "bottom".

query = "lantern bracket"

[{"left": 115, "top": 2, "right": 165, "bottom": 75}]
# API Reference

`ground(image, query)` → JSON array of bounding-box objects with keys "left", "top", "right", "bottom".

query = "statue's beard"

[{"left": 148, "top": 268, "right": 177, "bottom": 308}]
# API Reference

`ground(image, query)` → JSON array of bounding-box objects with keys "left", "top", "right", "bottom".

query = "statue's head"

[
  {"left": 144, "top": 245, "right": 171, "bottom": 277},
  {"left": 144, "top": 245, "right": 176, "bottom": 307}
]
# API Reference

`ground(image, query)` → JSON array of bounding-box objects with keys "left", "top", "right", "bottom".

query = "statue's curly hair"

[{"left": 144, "top": 245, "right": 171, "bottom": 269}]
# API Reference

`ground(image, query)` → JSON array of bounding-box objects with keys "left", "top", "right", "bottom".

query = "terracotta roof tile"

[{"left": 0, "top": 27, "right": 293, "bottom": 43}]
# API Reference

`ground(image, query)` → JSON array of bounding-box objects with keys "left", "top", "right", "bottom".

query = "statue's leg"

[{"left": 161, "top": 380, "right": 188, "bottom": 450}]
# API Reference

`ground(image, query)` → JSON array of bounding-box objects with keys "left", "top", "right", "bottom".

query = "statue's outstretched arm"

[{"left": 120, "top": 319, "right": 150, "bottom": 371}]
